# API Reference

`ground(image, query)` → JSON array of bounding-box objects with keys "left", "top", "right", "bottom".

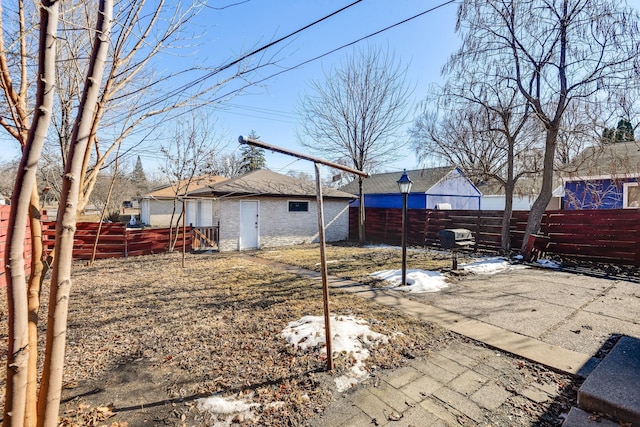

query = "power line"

[
  {"left": 132, "top": 0, "right": 364, "bottom": 114},
  {"left": 207, "top": 0, "right": 458, "bottom": 105},
  {"left": 222, "top": 103, "right": 298, "bottom": 120},
  {"left": 215, "top": 103, "right": 298, "bottom": 124},
  {"left": 109, "top": 1, "right": 459, "bottom": 165},
  {"left": 130, "top": 0, "right": 458, "bottom": 128}
]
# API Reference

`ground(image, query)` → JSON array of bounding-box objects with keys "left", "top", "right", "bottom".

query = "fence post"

[
  {"left": 423, "top": 209, "right": 430, "bottom": 247},
  {"left": 123, "top": 225, "right": 128, "bottom": 258},
  {"left": 475, "top": 210, "right": 481, "bottom": 251}
]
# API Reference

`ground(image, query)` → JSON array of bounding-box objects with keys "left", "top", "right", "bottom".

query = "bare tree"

[
  {"left": 411, "top": 88, "right": 542, "bottom": 252},
  {"left": 2, "top": 1, "right": 60, "bottom": 425},
  {"left": 160, "top": 114, "right": 221, "bottom": 250},
  {"left": 0, "top": 160, "right": 19, "bottom": 200},
  {"left": 455, "top": 0, "right": 640, "bottom": 251},
  {"left": 207, "top": 151, "right": 245, "bottom": 178},
  {"left": 37, "top": 145, "right": 64, "bottom": 207},
  {"left": 89, "top": 168, "right": 136, "bottom": 221},
  {"left": 0, "top": 1, "right": 272, "bottom": 424},
  {"left": 297, "top": 46, "right": 412, "bottom": 242},
  {"left": 36, "top": 3, "right": 113, "bottom": 425}
]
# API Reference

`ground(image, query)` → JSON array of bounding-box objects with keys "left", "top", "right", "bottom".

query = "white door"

[
  {"left": 185, "top": 200, "right": 198, "bottom": 226},
  {"left": 239, "top": 201, "right": 259, "bottom": 250}
]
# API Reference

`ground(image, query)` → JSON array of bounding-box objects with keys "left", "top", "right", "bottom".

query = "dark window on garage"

[{"left": 288, "top": 201, "right": 309, "bottom": 212}]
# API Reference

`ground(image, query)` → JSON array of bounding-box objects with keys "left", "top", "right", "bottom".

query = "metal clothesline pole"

[
  {"left": 238, "top": 136, "right": 368, "bottom": 372},
  {"left": 238, "top": 136, "right": 369, "bottom": 178}
]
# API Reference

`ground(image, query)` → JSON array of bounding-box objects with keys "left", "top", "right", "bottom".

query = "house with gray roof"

[
  {"left": 340, "top": 167, "right": 481, "bottom": 210},
  {"left": 561, "top": 141, "right": 640, "bottom": 209},
  {"left": 189, "top": 169, "right": 355, "bottom": 251}
]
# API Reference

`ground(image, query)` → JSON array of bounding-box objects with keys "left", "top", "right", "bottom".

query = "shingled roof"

[
  {"left": 339, "top": 166, "right": 457, "bottom": 194},
  {"left": 566, "top": 141, "right": 640, "bottom": 179},
  {"left": 189, "top": 169, "right": 356, "bottom": 199},
  {"left": 145, "top": 175, "right": 228, "bottom": 198}
]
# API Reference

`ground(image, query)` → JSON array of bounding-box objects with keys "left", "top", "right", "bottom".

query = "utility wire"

[
  {"left": 207, "top": 0, "right": 458, "bottom": 105},
  {"left": 128, "top": 0, "right": 458, "bottom": 160},
  {"left": 133, "top": 0, "right": 458, "bottom": 126},
  {"left": 132, "top": 0, "right": 364, "bottom": 113}
]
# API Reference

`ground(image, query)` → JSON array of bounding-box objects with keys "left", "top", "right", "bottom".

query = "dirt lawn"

[{"left": 0, "top": 244, "right": 577, "bottom": 426}]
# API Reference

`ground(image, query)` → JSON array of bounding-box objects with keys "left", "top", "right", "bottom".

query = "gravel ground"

[{"left": 0, "top": 245, "right": 579, "bottom": 426}]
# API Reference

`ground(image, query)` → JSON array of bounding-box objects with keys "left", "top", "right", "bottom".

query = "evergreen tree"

[
  {"left": 603, "top": 119, "right": 635, "bottom": 143},
  {"left": 240, "top": 130, "right": 266, "bottom": 173},
  {"left": 130, "top": 155, "right": 149, "bottom": 196}
]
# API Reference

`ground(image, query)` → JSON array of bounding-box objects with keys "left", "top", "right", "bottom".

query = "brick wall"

[{"left": 218, "top": 197, "right": 350, "bottom": 252}]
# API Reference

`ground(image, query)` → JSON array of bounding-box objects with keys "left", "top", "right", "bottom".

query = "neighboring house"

[
  {"left": 476, "top": 176, "right": 563, "bottom": 211},
  {"left": 188, "top": 169, "right": 355, "bottom": 251},
  {"left": 140, "top": 175, "right": 229, "bottom": 227},
  {"left": 339, "top": 167, "right": 481, "bottom": 210},
  {"left": 561, "top": 141, "right": 640, "bottom": 209}
]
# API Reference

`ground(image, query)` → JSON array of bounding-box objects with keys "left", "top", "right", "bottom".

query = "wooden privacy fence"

[
  {"left": 349, "top": 207, "right": 640, "bottom": 267},
  {"left": 40, "top": 222, "right": 193, "bottom": 260},
  {"left": 0, "top": 217, "right": 192, "bottom": 288},
  {"left": 0, "top": 205, "right": 35, "bottom": 288}
]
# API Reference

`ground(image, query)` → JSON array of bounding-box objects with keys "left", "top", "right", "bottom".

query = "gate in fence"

[{"left": 191, "top": 223, "right": 219, "bottom": 251}]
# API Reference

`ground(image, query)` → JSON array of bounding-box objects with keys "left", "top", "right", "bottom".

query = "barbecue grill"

[{"left": 438, "top": 228, "right": 475, "bottom": 269}]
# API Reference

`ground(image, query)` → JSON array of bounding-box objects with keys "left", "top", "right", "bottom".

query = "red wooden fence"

[
  {"left": 0, "top": 205, "right": 34, "bottom": 288},
  {"left": 0, "top": 205, "right": 193, "bottom": 287},
  {"left": 40, "top": 221, "right": 192, "bottom": 260},
  {"left": 349, "top": 207, "right": 640, "bottom": 267}
]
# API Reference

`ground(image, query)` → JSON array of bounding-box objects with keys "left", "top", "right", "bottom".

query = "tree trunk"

[
  {"left": 26, "top": 185, "right": 44, "bottom": 427},
  {"left": 501, "top": 181, "right": 514, "bottom": 255},
  {"left": 3, "top": 2, "right": 60, "bottom": 426},
  {"left": 522, "top": 128, "right": 558, "bottom": 254},
  {"left": 36, "top": 2, "right": 112, "bottom": 425},
  {"left": 501, "top": 141, "right": 516, "bottom": 254},
  {"left": 357, "top": 177, "right": 365, "bottom": 242},
  {"left": 168, "top": 196, "right": 181, "bottom": 252}
]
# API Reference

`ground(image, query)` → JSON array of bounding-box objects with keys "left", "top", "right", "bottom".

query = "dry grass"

[
  {"left": 254, "top": 242, "right": 453, "bottom": 286},
  {"left": 0, "top": 248, "right": 453, "bottom": 426},
  {"left": 0, "top": 243, "right": 579, "bottom": 426}
]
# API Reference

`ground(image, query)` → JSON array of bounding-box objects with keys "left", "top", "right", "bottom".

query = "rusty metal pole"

[
  {"left": 314, "top": 162, "right": 333, "bottom": 371},
  {"left": 238, "top": 136, "right": 368, "bottom": 372},
  {"left": 182, "top": 198, "right": 186, "bottom": 268}
]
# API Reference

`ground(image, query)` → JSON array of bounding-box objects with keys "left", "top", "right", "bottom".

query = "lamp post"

[{"left": 397, "top": 170, "right": 413, "bottom": 285}]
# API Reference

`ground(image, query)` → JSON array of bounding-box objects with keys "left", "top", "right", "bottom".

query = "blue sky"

[
  {"left": 0, "top": 1, "right": 461, "bottom": 180},
  {"left": 136, "top": 0, "right": 463, "bottom": 178}
]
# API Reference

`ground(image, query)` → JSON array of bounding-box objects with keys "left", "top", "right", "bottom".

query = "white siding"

[
  {"left": 430, "top": 170, "right": 481, "bottom": 197},
  {"left": 424, "top": 169, "right": 481, "bottom": 209},
  {"left": 185, "top": 200, "right": 198, "bottom": 226},
  {"left": 140, "top": 199, "right": 180, "bottom": 227},
  {"left": 140, "top": 199, "right": 150, "bottom": 224},
  {"left": 481, "top": 195, "right": 535, "bottom": 210},
  {"left": 141, "top": 198, "right": 217, "bottom": 228}
]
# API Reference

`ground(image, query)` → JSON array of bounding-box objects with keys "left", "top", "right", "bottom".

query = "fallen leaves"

[
  {"left": 60, "top": 403, "right": 122, "bottom": 427},
  {"left": 0, "top": 249, "right": 452, "bottom": 425}
]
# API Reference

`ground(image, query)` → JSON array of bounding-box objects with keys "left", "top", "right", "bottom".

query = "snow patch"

[
  {"left": 536, "top": 258, "right": 561, "bottom": 269},
  {"left": 460, "top": 257, "right": 528, "bottom": 274},
  {"left": 281, "top": 315, "right": 388, "bottom": 392},
  {"left": 196, "top": 393, "right": 259, "bottom": 426},
  {"left": 371, "top": 269, "right": 448, "bottom": 293}
]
